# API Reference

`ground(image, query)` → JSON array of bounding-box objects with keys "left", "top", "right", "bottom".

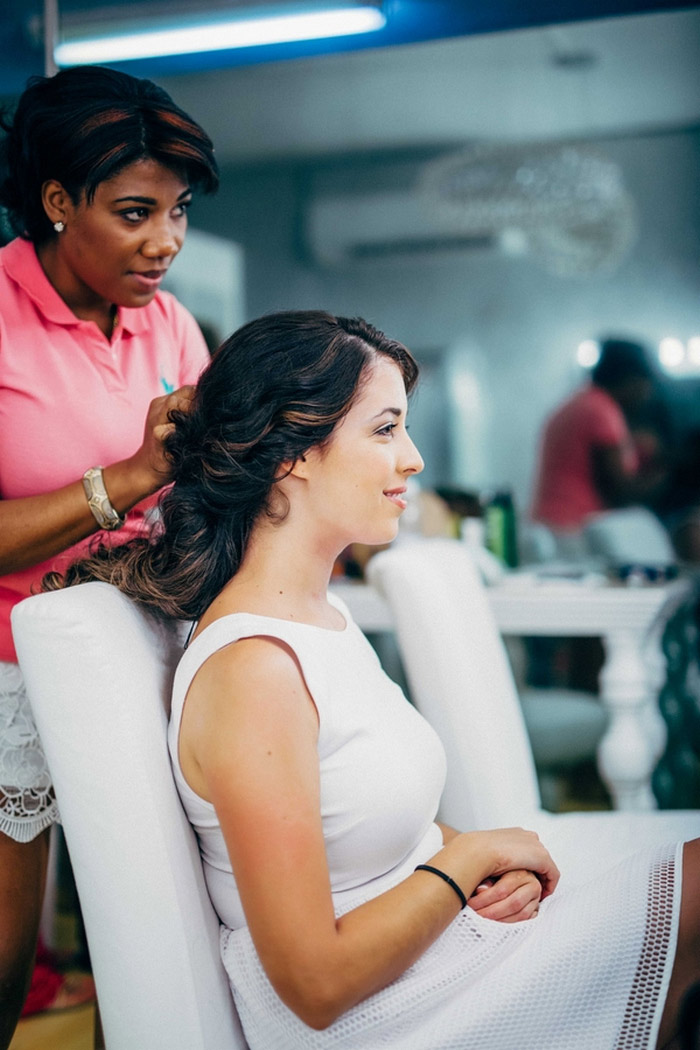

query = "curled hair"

[
  {"left": 0, "top": 65, "right": 218, "bottom": 243},
  {"left": 44, "top": 311, "right": 418, "bottom": 621}
]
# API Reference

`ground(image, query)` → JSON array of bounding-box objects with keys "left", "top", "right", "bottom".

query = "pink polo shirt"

[
  {"left": 530, "top": 384, "right": 638, "bottom": 531},
  {"left": 0, "top": 237, "right": 211, "bottom": 661}
]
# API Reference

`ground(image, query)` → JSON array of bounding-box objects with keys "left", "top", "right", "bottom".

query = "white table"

[{"left": 331, "top": 575, "right": 692, "bottom": 811}]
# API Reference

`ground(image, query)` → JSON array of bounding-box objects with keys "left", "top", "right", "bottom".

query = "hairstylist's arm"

[
  {"left": 181, "top": 638, "right": 560, "bottom": 1032},
  {"left": 0, "top": 386, "right": 194, "bottom": 574}
]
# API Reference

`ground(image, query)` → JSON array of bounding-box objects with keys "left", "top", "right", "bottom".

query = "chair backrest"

[
  {"left": 368, "top": 539, "right": 542, "bottom": 830},
  {"left": 11, "top": 582, "right": 247, "bottom": 1050}
]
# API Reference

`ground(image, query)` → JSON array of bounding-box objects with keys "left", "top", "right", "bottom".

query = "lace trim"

[{"left": 0, "top": 661, "right": 59, "bottom": 842}]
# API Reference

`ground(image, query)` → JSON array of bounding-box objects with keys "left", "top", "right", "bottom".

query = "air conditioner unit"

[{"left": 305, "top": 190, "right": 495, "bottom": 267}]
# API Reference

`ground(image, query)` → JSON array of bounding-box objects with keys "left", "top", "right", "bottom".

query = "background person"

[
  {"left": 0, "top": 64, "right": 217, "bottom": 1044},
  {"left": 530, "top": 337, "right": 668, "bottom": 551},
  {"left": 51, "top": 311, "right": 698, "bottom": 1050}
]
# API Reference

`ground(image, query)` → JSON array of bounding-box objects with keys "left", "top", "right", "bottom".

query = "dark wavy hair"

[
  {"left": 44, "top": 311, "right": 419, "bottom": 620},
  {"left": 0, "top": 65, "right": 218, "bottom": 244}
]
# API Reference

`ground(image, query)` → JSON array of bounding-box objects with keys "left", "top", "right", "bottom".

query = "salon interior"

[{"left": 2, "top": 2, "right": 700, "bottom": 1047}]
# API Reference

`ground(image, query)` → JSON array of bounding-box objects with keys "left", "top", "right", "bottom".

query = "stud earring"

[{"left": 53, "top": 221, "right": 65, "bottom": 233}]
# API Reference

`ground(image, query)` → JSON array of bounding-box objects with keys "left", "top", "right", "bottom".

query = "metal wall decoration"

[{"left": 420, "top": 141, "right": 638, "bottom": 278}]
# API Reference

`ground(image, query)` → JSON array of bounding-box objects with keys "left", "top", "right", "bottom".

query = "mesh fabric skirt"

[{"left": 221, "top": 841, "right": 682, "bottom": 1050}]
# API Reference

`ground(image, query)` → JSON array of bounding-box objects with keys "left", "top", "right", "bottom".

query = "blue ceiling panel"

[{"left": 1, "top": 0, "right": 697, "bottom": 97}]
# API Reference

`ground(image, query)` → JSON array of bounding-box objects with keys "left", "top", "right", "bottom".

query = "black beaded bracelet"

[{"left": 414, "top": 864, "right": 467, "bottom": 910}]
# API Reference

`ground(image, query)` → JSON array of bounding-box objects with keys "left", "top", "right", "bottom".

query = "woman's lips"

[
  {"left": 384, "top": 488, "right": 407, "bottom": 510},
  {"left": 128, "top": 269, "right": 166, "bottom": 290}
]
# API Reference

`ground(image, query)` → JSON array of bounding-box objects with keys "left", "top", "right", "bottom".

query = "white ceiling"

[{"left": 158, "top": 7, "right": 700, "bottom": 166}]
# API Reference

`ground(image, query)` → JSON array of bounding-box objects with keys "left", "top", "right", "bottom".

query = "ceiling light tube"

[{"left": 54, "top": 5, "right": 386, "bottom": 66}]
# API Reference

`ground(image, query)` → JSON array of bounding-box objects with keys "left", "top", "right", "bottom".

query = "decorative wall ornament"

[{"left": 420, "top": 142, "right": 638, "bottom": 278}]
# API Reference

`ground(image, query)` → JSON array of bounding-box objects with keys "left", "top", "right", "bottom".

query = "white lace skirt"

[{"left": 0, "top": 661, "right": 58, "bottom": 842}]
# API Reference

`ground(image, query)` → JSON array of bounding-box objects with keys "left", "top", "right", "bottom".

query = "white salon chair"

[
  {"left": 400, "top": 537, "right": 608, "bottom": 811},
  {"left": 11, "top": 583, "right": 247, "bottom": 1050},
  {"left": 368, "top": 540, "right": 699, "bottom": 881}
]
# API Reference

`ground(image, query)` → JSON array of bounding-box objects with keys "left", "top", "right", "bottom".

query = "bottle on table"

[{"left": 483, "top": 489, "right": 518, "bottom": 568}]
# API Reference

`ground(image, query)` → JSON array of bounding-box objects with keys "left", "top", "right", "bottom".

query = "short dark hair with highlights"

[{"left": 0, "top": 65, "right": 218, "bottom": 243}]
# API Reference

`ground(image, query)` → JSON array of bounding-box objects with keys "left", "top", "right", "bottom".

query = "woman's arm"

[
  {"left": 426, "top": 828, "right": 543, "bottom": 923},
  {"left": 435, "top": 821, "right": 460, "bottom": 844},
  {"left": 0, "top": 386, "right": 193, "bottom": 574},
  {"left": 181, "top": 638, "right": 560, "bottom": 1031},
  {"left": 591, "top": 443, "right": 667, "bottom": 509}
]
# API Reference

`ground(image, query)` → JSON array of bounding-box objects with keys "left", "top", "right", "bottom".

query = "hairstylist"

[{"left": 0, "top": 64, "right": 218, "bottom": 1044}]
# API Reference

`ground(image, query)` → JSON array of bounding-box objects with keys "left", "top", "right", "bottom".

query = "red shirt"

[
  {"left": 530, "top": 384, "right": 638, "bottom": 531},
  {"left": 0, "top": 237, "right": 210, "bottom": 661}
]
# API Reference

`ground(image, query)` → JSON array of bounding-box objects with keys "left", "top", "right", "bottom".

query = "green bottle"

[{"left": 484, "top": 490, "right": 518, "bottom": 568}]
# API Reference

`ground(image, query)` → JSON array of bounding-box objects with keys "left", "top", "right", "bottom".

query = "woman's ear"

[
  {"left": 41, "top": 180, "right": 71, "bottom": 227},
  {"left": 284, "top": 453, "right": 309, "bottom": 480}
]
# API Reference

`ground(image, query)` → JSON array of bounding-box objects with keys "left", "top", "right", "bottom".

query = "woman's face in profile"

[
  {"left": 50, "top": 157, "right": 192, "bottom": 311},
  {"left": 296, "top": 356, "right": 424, "bottom": 549}
]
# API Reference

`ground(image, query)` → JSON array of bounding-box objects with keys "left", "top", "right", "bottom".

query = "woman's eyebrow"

[
  {"left": 112, "top": 188, "right": 192, "bottom": 204},
  {"left": 370, "top": 407, "right": 402, "bottom": 421}
]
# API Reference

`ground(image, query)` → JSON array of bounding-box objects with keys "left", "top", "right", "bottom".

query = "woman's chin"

[{"left": 355, "top": 524, "right": 401, "bottom": 549}]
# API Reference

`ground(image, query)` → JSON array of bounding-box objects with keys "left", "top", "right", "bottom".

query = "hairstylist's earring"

[{"left": 53, "top": 220, "right": 65, "bottom": 233}]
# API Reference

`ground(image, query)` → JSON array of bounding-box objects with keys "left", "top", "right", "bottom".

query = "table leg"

[{"left": 597, "top": 628, "right": 666, "bottom": 810}]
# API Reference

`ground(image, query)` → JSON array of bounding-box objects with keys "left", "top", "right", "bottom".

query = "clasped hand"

[{"left": 468, "top": 870, "right": 542, "bottom": 923}]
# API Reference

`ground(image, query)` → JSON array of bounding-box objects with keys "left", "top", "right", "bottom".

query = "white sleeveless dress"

[{"left": 168, "top": 595, "right": 683, "bottom": 1050}]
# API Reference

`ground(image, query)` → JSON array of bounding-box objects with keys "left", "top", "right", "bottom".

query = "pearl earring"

[{"left": 53, "top": 221, "right": 65, "bottom": 233}]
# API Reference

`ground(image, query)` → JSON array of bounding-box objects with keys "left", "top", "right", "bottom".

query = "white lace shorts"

[{"left": 0, "top": 660, "right": 58, "bottom": 842}]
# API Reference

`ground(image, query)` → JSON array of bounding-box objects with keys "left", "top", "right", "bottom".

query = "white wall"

[{"left": 191, "top": 128, "right": 700, "bottom": 511}]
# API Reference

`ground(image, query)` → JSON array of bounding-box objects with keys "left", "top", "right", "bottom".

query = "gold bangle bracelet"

[{"left": 82, "top": 466, "right": 126, "bottom": 531}]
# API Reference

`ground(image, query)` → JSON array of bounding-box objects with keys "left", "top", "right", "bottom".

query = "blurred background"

[{"left": 1, "top": 0, "right": 699, "bottom": 520}]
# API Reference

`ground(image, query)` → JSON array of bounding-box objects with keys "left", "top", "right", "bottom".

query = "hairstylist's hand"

[
  {"left": 129, "top": 385, "right": 196, "bottom": 494},
  {"left": 469, "top": 870, "right": 542, "bottom": 923}
]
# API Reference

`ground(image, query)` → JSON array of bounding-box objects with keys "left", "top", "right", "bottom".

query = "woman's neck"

[
  {"left": 36, "top": 240, "right": 116, "bottom": 338},
  {"left": 200, "top": 518, "right": 344, "bottom": 632}
]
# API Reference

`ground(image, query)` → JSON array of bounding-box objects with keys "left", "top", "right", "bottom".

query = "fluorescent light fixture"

[{"left": 55, "top": 4, "right": 386, "bottom": 66}]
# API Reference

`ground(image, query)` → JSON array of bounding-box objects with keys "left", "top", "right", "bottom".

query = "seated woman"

[{"left": 53, "top": 312, "right": 698, "bottom": 1049}]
